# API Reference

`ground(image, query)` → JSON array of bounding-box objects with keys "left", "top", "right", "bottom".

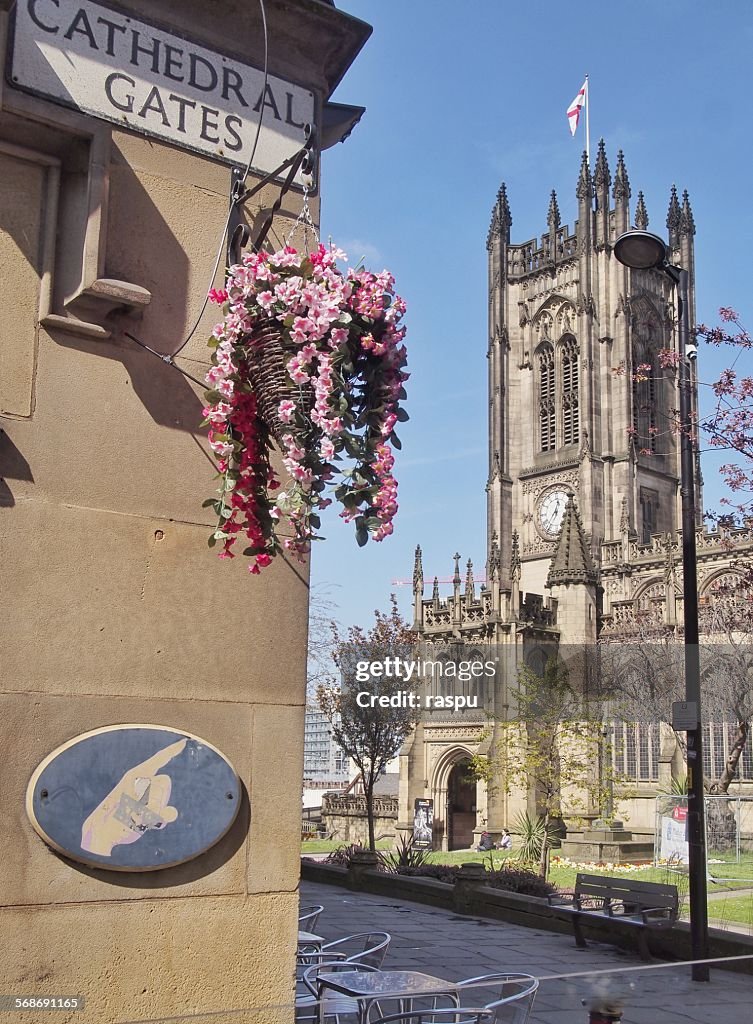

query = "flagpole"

[{"left": 584, "top": 74, "right": 590, "bottom": 164}]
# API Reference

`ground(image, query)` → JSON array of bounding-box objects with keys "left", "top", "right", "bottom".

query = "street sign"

[
  {"left": 9, "top": 0, "right": 315, "bottom": 177},
  {"left": 672, "top": 700, "right": 699, "bottom": 732},
  {"left": 26, "top": 724, "right": 242, "bottom": 871}
]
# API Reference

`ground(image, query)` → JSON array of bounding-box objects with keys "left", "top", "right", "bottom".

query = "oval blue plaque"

[{"left": 26, "top": 725, "right": 241, "bottom": 871}]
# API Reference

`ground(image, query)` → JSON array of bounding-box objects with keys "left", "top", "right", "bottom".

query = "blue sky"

[{"left": 311, "top": 0, "right": 753, "bottom": 630}]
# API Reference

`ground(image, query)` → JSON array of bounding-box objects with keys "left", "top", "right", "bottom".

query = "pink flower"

[
  {"left": 278, "top": 400, "right": 296, "bottom": 423},
  {"left": 208, "top": 288, "right": 229, "bottom": 305}
]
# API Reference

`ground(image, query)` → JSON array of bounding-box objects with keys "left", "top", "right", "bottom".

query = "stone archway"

[{"left": 431, "top": 746, "right": 478, "bottom": 851}]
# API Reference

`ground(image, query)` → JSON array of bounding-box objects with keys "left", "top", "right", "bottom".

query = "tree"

[
  {"left": 599, "top": 575, "right": 753, "bottom": 794},
  {"left": 317, "top": 596, "right": 419, "bottom": 852},
  {"left": 471, "top": 654, "right": 615, "bottom": 877},
  {"left": 696, "top": 309, "right": 753, "bottom": 520},
  {"left": 306, "top": 583, "right": 340, "bottom": 701}
]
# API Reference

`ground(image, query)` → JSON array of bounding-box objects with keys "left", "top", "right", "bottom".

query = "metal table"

[
  {"left": 316, "top": 969, "right": 459, "bottom": 1024},
  {"left": 297, "top": 930, "right": 325, "bottom": 961}
]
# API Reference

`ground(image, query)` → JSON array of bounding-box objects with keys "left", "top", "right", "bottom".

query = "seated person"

[
  {"left": 498, "top": 828, "right": 512, "bottom": 850},
  {"left": 476, "top": 830, "right": 494, "bottom": 851}
]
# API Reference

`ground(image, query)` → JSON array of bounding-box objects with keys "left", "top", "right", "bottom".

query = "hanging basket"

[
  {"left": 245, "top": 316, "right": 312, "bottom": 443},
  {"left": 203, "top": 243, "right": 408, "bottom": 574}
]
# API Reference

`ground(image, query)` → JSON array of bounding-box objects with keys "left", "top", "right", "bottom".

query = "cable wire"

[{"left": 169, "top": 0, "right": 269, "bottom": 359}]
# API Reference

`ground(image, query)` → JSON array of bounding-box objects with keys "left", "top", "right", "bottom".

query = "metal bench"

[{"left": 547, "top": 872, "right": 679, "bottom": 960}]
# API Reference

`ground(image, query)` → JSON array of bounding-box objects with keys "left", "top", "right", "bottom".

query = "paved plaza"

[{"left": 301, "top": 880, "right": 753, "bottom": 1024}]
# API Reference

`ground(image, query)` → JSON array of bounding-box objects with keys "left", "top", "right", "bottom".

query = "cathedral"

[{"left": 399, "top": 143, "right": 753, "bottom": 852}]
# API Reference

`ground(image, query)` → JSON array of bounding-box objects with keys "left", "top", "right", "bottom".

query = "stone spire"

[
  {"left": 680, "top": 189, "right": 696, "bottom": 236},
  {"left": 452, "top": 552, "right": 462, "bottom": 599},
  {"left": 547, "top": 190, "right": 560, "bottom": 230},
  {"left": 412, "top": 544, "right": 424, "bottom": 629},
  {"left": 432, "top": 576, "right": 440, "bottom": 607},
  {"left": 576, "top": 150, "right": 593, "bottom": 201},
  {"left": 667, "top": 184, "right": 681, "bottom": 249},
  {"left": 488, "top": 531, "right": 501, "bottom": 582},
  {"left": 546, "top": 496, "right": 598, "bottom": 587},
  {"left": 465, "top": 559, "right": 475, "bottom": 601},
  {"left": 593, "top": 139, "right": 611, "bottom": 192},
  {"left": 487, "top": 182, "right": 512, "bottom": 248},
  {"left": 612, "top": 150, "right": 631, "bottom": 202},
  {"left": 510, "top": 530, "right": 521, "bottom": 619},
  {"left": 488, "top": 532, "right": 501, "bottom": 615},
  {"left": 612, "top": 150, "right": 631, "bottom": 237},
  {"left": 510, "top": 530, "right": 521, "bottom": 582},
  {"left": 413, "top": 544, "right": 424, "bottom": 590},
  {"left": 634, "top": 191, "right": 649, "bottom": 230}
]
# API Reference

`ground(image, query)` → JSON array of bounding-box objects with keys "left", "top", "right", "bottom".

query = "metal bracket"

[{"left": 226, "top": 124, "right": 318, "bottom": 266}]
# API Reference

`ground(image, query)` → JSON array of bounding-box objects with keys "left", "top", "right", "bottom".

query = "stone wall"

[
  {"left": 322, "top": 793, "right": 399, "bottom": 846},
  {"left": 0, "top": 1, "right": 369, "bottom": 1020}
]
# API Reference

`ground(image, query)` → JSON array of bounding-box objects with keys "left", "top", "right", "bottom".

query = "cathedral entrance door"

[{"left": 447, "top": 761, "right": 476, "bottom": 850}]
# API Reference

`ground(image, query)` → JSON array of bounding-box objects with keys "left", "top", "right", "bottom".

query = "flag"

[{"left": 567, "top": 78, "right": 588, "bottom": 136}]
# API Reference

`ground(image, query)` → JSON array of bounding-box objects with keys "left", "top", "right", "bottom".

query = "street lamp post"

[{"left": 614, "top": 230, "right": 709, "bottom": 982}]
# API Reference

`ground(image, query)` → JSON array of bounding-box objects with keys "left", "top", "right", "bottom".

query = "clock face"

[{"left": 538, "top": 488, "right": 570, "bottom": 538}]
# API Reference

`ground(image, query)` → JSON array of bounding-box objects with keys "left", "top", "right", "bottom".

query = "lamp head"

[{"left": 614, "top": 230, "right": 668, "bottom": 271}]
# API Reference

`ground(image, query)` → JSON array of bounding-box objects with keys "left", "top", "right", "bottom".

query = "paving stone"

[{"left": 300, "top": 879, "right": 753, "bottom": 1023}]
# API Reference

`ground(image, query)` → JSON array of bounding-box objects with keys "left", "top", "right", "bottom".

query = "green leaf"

[
  {"left": 356, "top": 526, "right": 369, "bottom": 547},
  {"left": 204, "top": 389, "right": 222, "bottom": 404},
  {"left": 396, "top": 408, "right": 410, "bottom": 422},
  {"left": 202, "top": 498, "right": 217, "bottom": 508},
  {"left": 390, "top": 432, "right": 402, "bottom": 450},
  {"left": 309, "top": 513, "right": 321, "bottom": 530},
  {"left": 208, "top": 535, "right": 217, "bottom": 548}
]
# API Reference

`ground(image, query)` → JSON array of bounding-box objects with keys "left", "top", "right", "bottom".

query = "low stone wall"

[
  {"left": 321, "top": 794, "right": 398, "bottom": 846},
  {"left": 300, "top": 860, "right": 753, "bottom": 975}
]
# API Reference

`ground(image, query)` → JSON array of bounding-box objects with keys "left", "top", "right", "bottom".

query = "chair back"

[
  {"left": 302, "top": 960, "right": 381, "bottom": 997},
  {"left": 369, "top": 975, "right": 538, "bottom": 1023},
  {"left": 320, "top": 931, "right": 391, "bottom": 969},
  {"left": 298, "top": 905, "right": 324, "bottom": 931}
]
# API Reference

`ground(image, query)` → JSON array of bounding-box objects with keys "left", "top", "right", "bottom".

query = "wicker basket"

[{"left": 245, "top": 317, "right": 312, "bottom": 442}]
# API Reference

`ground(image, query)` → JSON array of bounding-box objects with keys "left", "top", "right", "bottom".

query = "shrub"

[
  {"left": 377, "top": 833, "right": 431, "bottom": 872},
  {"left": 392, "top": 863, "right": 555, "bottom": 897},
  {"left": 324, "top": 843, "right": 371, "bottom": 867}
]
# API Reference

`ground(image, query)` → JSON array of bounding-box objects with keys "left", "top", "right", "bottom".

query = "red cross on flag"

[{"left": 567, "top": 78, "right": 588, "bottom": 136}]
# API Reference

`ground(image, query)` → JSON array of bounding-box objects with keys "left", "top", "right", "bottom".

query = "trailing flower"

[{"left": 201, "top": 243, "right": 408, "bottom": 573}]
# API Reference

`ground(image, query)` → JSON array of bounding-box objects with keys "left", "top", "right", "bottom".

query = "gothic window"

[
  {"left": 560, "top": 335, "right": 579, "bottom": 447},
  {"left": 632, "top": 346, "right": 658, "bottom": 454},
  {"left": 639, "top": 488, "right": 659, "bottom": 545},
  {"left": 611, "top": 721, "right": 660, "bottom": 782},
  {"left": 537, "top": 343, "right": 555, "bottom": 452},
  {"left": 631, "top": 299, "right": 662, "bottom": 455},
  {"left": 703, "top": 723, "right": 753, "bottom": 782}
]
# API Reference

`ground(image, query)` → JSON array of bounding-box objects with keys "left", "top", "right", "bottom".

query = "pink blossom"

[{"left": 278, "top": 400, "right": 296, "bottom": 423}]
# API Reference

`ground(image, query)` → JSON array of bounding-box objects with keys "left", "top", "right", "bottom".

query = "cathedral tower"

[{"left": 485, "top": 143, "right": 700, "bottom": 602}]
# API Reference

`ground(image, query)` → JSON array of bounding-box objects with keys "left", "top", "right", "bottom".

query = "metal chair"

[
  {"left": 299, "top": 904, "right": 325, "bottom": 931},
  {"left": 295, "top": 961, "right": 382, "bottom": 1022},
  {"left": 297, "top": 932, "right": 391, "bottom": 969},
  {"left": 368, "top": 974, "right": 539, "bottom": 1024}
]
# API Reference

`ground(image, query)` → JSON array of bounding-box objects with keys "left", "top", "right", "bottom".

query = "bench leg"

[
  {"left": 572, "top": 915, "right": 587, "bottom": 949},
  {"left": 637, "top": 929, "right": 652, "bottom": 962}
]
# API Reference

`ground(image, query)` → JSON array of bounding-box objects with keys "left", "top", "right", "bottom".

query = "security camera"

[{"left": 685, "top": 342, "right": 698, "bottom": 360}]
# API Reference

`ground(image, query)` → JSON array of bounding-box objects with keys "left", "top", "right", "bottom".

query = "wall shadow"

[{"left": 0, "top": 427, "right": 34, "bottom": 507}]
